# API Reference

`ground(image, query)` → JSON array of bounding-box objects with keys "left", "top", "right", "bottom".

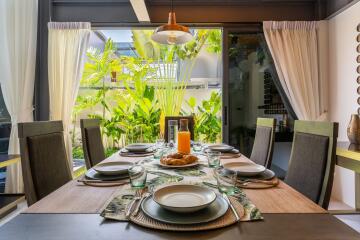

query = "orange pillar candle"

[{"left": 177, "top": 119, "right": 191, "bottom": 154}]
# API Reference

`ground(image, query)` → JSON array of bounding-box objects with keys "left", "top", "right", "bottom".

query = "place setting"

[
  {"left": 219, "top": 161, "right": 279, "bottom": 189},
  {"left": 204, "top": 143, "right": 242, "bottom": 159},
  {"left": 119, "top": 143, "right": 157, "bottom": 157},
  {"left": 77, "top": 161, "right": 134, "bottom": 187},
  {"left": 101, "top": 176, "right": 246, "bottom": 232}
]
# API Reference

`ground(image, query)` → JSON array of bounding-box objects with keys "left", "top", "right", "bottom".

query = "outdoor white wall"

[
  {"left": 191, "top": 46, "right": 222, "bottom": 79},
  {"left": 328, "top": 1, "right": 360, "bottom": 208}
]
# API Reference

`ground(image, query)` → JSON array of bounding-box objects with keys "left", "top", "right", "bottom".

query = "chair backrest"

[
  {"left": 164, "top": 116, "right": 195, "bottom": 142},
  {"left": 250, "top": 118, "right": 276, "bottom": 169},
  {"left": 285, "top": 120, "right": 338, "bottom": 209},
  {"left": 80, "top": 119, "right": 105, "bottom": 169},
  {"left": 18, "top": 121, "right": 72, "bottom": 206}
]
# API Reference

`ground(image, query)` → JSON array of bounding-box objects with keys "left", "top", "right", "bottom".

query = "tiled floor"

[
  {"left": 0, "top": 200, "right": 27, "bottom": 227},
  {"left": 335, "top": 215, "right": 360, "bottom": 233}
]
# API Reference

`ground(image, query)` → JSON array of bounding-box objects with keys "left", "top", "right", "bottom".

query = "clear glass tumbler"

[
  {"left": 193, "top": 142, "right": 203, "bottom": 152},
  {"left": 214, "top": 167, "right": 237, "bottom": 195},
  {"left": 168, "top": 120, "right": 178, "bottom": 146},
  {"left": 128, "top": 165, "right": 147, "bottom": 188},
  {"left": 207, "top": 151, "right": 221, "bottom": 168}
]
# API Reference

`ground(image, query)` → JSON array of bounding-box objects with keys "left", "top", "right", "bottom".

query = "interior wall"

[{"left": 328, "top": 0, "right": 360, "bottom": 207}]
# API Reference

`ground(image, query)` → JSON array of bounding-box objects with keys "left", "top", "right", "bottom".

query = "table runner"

[
  {"left": 24, "top": 152, "right": 326, "bottom": 214},
  {"left": 101, "top": 156, "right": 262, "bottom": 222}
]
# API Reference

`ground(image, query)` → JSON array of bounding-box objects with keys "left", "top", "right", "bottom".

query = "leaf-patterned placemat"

[{"left": 101, "top": 157, "right": 263, "bottom": 222}]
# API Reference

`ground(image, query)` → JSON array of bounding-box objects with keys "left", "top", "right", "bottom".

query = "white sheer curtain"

[
  {"left": 263, "top": 21, "right": 328, "bottom": 120},
  {"left": 48, "top": 22, "right": 91, "bottom": 170},
  {"left": 0, "top": 0, "right": 38, "bottom": 193}
]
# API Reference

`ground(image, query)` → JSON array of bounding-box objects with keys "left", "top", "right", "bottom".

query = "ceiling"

[{"left": 49, "top": 0, "right": 354, "bottom": 24}]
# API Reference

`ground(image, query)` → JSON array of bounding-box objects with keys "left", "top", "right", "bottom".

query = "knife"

[
  {"left": 125, "top": 190, "right": 141, "bottom": 218},
  {"left": 133, "top": 187, "right": 149, "bottom": 216},
  {"left": 133, "top": 192, "right": 150, "bottom": 216},
  {"left": 222, "top": 193, "right": 240, "bottom": 222}
]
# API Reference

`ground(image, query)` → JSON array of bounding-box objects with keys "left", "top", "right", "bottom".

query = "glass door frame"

[{"left": 222, "top": 24, "right": 263, "bottom": 144}]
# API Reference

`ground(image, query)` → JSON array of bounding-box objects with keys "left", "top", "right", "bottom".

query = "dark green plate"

[
  {"left": 141, "top": 194, "right": 228, "bottom": 225},
  {"left": 85, "top": 168, "right": 129, "bottom": 181}
]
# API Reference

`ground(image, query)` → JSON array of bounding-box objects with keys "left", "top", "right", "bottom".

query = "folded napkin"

[
  {"left": 100, "top": 193, "right": 133, "bottom": 221},
  {"left": 235, "top": 177, "right": 279, "bottom": 189},
  {"left": 220, "top": 153, "right": 242, "bottom": 159}
]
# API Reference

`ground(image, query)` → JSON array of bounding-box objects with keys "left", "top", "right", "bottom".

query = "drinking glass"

[
  {"left": 168, "top": 120, "right": 178, "bottom": 147},
  {"left": 156, "top": 138, "right": 165, "bottom": 148},
  {"left": 153, "top": 148, "right": 166, "bottom": 159},
  {"left": 214, "top": 167, "right": 237, "bottom": 195},
  {"left": 193, "top": 142, "right": 203, "bottom": 152},
  {"left": 128, "top": 165, "right": 147, "bottom": 188},
  {"left": 207, "top": 151, "right": 221, "bottom": 168},
  {"left": 153, "top": 138, "right": 166, "bottom": 159}
]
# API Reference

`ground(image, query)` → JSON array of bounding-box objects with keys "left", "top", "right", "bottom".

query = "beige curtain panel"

[
  {"left": 263, "top": 21, "right": 328, "bottom": 121},
  {"left": 48, "top": 22, "right": 91, "bottom": 170},
  {"left": 0, "top": 0, "right": 38, "bottom": 193}
]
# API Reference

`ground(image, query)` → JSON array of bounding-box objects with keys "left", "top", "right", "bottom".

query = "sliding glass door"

[{"left": 222, "top": 27, "right": 294, "bottom": 157}]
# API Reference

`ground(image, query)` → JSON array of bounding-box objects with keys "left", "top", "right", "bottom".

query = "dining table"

[{"left": 1, "top": 148, "right": 360, "bottom": 240}]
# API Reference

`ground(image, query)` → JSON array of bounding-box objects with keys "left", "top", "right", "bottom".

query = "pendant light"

[{"left": 151, "top": 0, "right": 193, "bottom": 45}]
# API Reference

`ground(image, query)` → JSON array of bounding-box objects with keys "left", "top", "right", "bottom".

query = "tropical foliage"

[
  {"left": 185, "top": 91, "right": 222, "bottom": 143},
  {"left": 72, "top": 29, "right": 223, "bottom": 155}
]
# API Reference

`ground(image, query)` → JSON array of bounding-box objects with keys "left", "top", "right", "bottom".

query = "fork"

[{"left": 125, "top": 190, "right": 142, "bottom": 218}]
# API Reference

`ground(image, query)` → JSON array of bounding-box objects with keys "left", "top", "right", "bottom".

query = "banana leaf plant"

[{"left": 185, "top": 91, "right": 222, "bottom": 143}]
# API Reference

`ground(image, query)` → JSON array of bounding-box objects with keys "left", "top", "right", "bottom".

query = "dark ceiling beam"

[
  {"left": 147, "top": 0, "right": 316, "bottom": 6},
  {"left": 147, "top": 2, "right": 318, "bottom": 23}
]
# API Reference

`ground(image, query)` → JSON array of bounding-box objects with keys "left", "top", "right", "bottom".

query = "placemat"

[
  {"left": 101, "top": 157, "right": 263, "bottom": 222},
  {"left": 129, "top": 196, "right": 245, "bottom": 231}
]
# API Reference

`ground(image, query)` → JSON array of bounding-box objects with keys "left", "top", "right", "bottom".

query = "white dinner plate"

[
  {"left": 93, "top": 161, "right": 133, "bottom": 176},
  {"left": 223, "top": 162, "right": 266, "bottom": 177},
  {"left": 207, "top": 144, "right": 234, "bottom": 153},
  {"left": 153, "top": 184, "right": 217, "bottom": 213},
  {"left": 125, "top": 143, "right": 153, "bottom": 152}
]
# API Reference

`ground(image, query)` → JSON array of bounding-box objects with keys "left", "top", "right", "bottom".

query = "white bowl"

[{"left": 153, "top": 184, "right": 217, "bottom": 213}]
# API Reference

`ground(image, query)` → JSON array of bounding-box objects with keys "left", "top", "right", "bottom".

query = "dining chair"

[
  {"left": 80, "top": 118, "right": 105, "bottom": 169},
  {"left": 164, "top": 116, "right": 195, "bottom": 142},
  {"left": 18, "top": 121, "right": 72, "bottom": 206},
  {"left": 285, "top": 120, "right": 338, "bottom": 209},
  {"left": 250, "top": 118, "right": 276, "bottom": 169}
]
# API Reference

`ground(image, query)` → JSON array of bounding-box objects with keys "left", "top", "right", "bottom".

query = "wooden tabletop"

[
  {"left": 1, "top": 214, "right": 359, "bottom": 240},
  {"left": 24, "top": 152, "right": 325, "bottom": 214},
  {"left": 3, "top": 151, "right": 359, "bottom": 239}
]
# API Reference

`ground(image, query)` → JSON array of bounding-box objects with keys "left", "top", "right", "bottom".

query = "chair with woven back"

[
  {"left": 80, "top": 118, "right": 105, "bottom": 169},
  {"left": 285, "top": 120, "right": 338, "bottom": 209},
  {"left": 250, "top": 118, "right": 276, "bottom": 169},
  {"left": 18, "top": 121, "right": 73, "bottom": 206}
]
